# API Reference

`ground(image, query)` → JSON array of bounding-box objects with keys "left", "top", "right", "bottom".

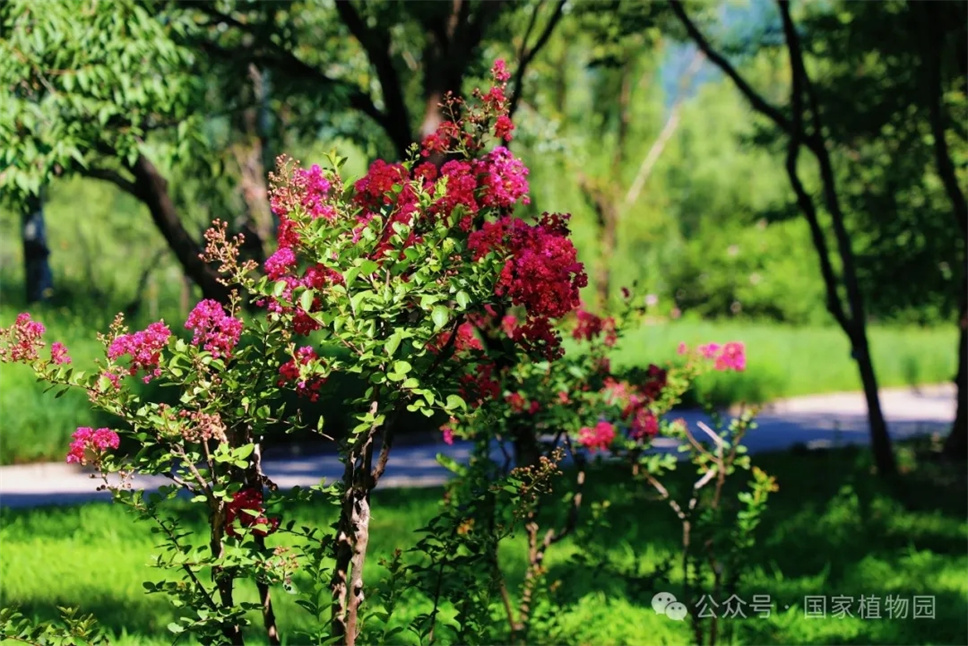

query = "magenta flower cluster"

[
  {"left": 679, "top": 341, "right": 747, "bottom": 372},
  {"left": 66, "top": 427, "right": 120, "bottom": 464},
  {"left": 578, "top": 421, "right": 616, "bottom": 452},
  {"left": 185, "top": 300, "right": 243, "bottom": 359},
  {"left": 107, "top": 321, "right": 172, "bottom": 383},
  {"left": 0, "top": 313, "right": 46, "bottom": 363}
]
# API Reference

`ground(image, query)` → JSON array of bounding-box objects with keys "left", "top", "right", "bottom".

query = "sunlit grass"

[
  {"left": 612, "top": 318, "right": 957, "bottom": 405},
  {"left": 1, "top": 447, "right": 965, "bottom": 645}
]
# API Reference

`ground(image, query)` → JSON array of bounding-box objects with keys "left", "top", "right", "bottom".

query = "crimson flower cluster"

[
  {"left": 506, "top": 391, "right": 540, "bottom": 415},
  {"left": 66, "top": 427, "right": 120, "bottom": 465},
  {"left": 185, "top": 300, "right": 243, "bottom": 359},
  {"left": 278, "top": 346, "right": 326, "bottom": 401},
  {"left": 468, "top": 213, "right": 587, "bottom": 358},
  {"left": 225, "top": 488, "right": 280, "bottom": 538},
  {"left": 572, "top": 308, "right": 618, "bottom": 347},
  {"left": 421, "top": 59, "right": 515, "bottom": 158}
]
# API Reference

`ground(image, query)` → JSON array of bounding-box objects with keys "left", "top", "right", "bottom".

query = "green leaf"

[
  {"left": 385, "top": 330, "right": 403, "bottom": 357},
  {"left": 358, "top": 259, "right": 378, "bottom": 275},
  {"left": 445, "top": 394, "right": 467, "bottom": 412},
  {"left": 299, "top": 289, "right": 315, "bottom": 312},
  {"left": 431, "top": 305, "right": 449, "bottom": 330},
  {"left": 343, "top": 266, "right": 361, "bottom": 286},
  {"left": 455, "top": 290, "right": 470, "bottom": 309}
]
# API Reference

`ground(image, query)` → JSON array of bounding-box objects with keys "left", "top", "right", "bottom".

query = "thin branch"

[
  {"left": 143, "top": 505, "right": 219, "bottom": 611},
  {"left": 668, "top": 1, "right": 793, "bottom": 135},
  {"left": 80, "top": 166, "right": 138, "bottom": 197},
  {"left": 334, "top": 1, "right": 413, "bottom": 157},
  {"left": 644, "top": 472, "right": 687, "bottom": 521},
  {"left": 172, "top": 444, "right": 214, "bottom": 504},
  {"left": 624, "top": 51, "right": 705, "bottom": 208},
  {"left": 779, "top": 20, "right": 850, "bottom": 331},
  {"left": 780, "top": 0, "right": 870, "bottom": 331},
  {"left": 508, "top": 0, "right": 566, "bottom": 120},
  {"left": 779, "top": 0, "right": 860, "bottom": 332},
  {"left": 194, "top": 30, "right": 390, "bottom": 140}
]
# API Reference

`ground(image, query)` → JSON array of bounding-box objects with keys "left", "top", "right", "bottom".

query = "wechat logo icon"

[{"left": 652, "top": 592, "right": 688, "bottom": 621}]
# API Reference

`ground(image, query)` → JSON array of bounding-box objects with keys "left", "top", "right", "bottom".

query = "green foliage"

[
  {"left": 1, "top": 606, "right": 107, "bottom": 646},
  {"left": 0, "top": 0, "right": 205, "bottom": 201}
]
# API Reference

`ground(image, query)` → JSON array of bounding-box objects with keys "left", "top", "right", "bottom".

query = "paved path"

[{"left": 0, "top": 385, "right": 956, "bottom": 509}]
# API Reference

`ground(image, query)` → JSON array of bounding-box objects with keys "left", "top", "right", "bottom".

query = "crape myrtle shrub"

[
  {"left": 1, "top": 61, "right": 773, "bottom": 646},
  {"left": 421, "top": 296, "right": 768, "bottom": 644}
]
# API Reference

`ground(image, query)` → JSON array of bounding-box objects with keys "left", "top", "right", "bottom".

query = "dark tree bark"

[
  {"left": 84, "top": 157, "right": 229, "bottom": 303},
  {"left": 945, "top": 300, "right": 967, "bottom": 459},
  {"left": 912, "top": 0, "right": 968, "bottom": 460},
  {"left": 21, "top": 193, "right": 54, "bottom": 303},
  {"left": 129, "top": 156, "right": 229, "bottom": 303},
  {"left": 233, "top": 63, "right": 275, "bottom": 263},
  {"left": 669, "top": 0, "right": 898, "bottom": 475}
]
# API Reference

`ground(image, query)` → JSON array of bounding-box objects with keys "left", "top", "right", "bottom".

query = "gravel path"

[{"left": 0, "top": 384, "right": 956, "bottom": 509}]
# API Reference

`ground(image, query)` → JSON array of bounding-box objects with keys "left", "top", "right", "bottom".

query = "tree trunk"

[
  {"left": 944, "top": 288, "right": 967, "bottom": 459},
  {"left": 775, "top": 0, "right": 895, "bottom": 475},
  {"left": 852, "top": 329, "right": 897, "bottom": 472},
  {"left": 597, "top": 206, "right": 618, "bottom": 309},
  {"left": 21, "top": 193, "right": 54, "bottom": 303},
  {"left": 912, "top": 0, "right": 968, "bottom": 460},
  {"left": 512, "top": 424, "right": 541, "bottom": 468},
  {"left": 129, "top": 155, "right": 229, "bottom": 303},
  {"left": 233, "top": 64, "right": 275, "bottom": 263}
]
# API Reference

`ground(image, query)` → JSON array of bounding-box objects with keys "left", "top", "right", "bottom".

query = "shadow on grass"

[{"left": 532, "top": 445, "right": 968, "bottom": 645}]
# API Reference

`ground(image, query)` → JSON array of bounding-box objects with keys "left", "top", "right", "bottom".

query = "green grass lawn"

[
  {"left": 0, "top": 300, "right": 958, "bottom": 465},
  {"left": 1, "top": 446, "right": 966, "bottom": 645}
]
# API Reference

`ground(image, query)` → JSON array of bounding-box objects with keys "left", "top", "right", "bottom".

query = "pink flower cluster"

[
  {"left": 0, "top": 313, "right": 46, "bottom": 363},
  {"left": 185, "top": 300, "right": 243, "bottom": 359},
  {"left": 600, "top": 364, "right": 668, "bottom": 441},
  {"left": 298, "top": 164, "right": 336, "bottom": 221},
  {"left": 226, "top": 488, "right": 279, "bottom": 538},
  {"left": 679, "top": 341, "right": 747, "bottom": 372},
  {"left": 66, "top": 427, "right": 120, "bottom": 464},
  {"left": 278, "top": 346, "right": 326, "bottom": 401},
  {"left": 440, "top": 420, "right": 456, "bottom": 446},
  {"left": 578, "top": 421, "right": 615, "bottom": 452},
  {"left": 477, "top": 146, "right": 530, "bottom": 210},
  {"left": 107, "top": 321, "right": 171, "bottom": 383},
  {"left": 50, "top": 342, "right": 71, "bottom": 365},
  {"left": 270, "top": 162, "right": 336, "bottom": 223}
]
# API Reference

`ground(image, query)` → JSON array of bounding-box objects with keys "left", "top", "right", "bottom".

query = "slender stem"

[{"left": 144, "top": 505, "right": 219, "bottom": 611}]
